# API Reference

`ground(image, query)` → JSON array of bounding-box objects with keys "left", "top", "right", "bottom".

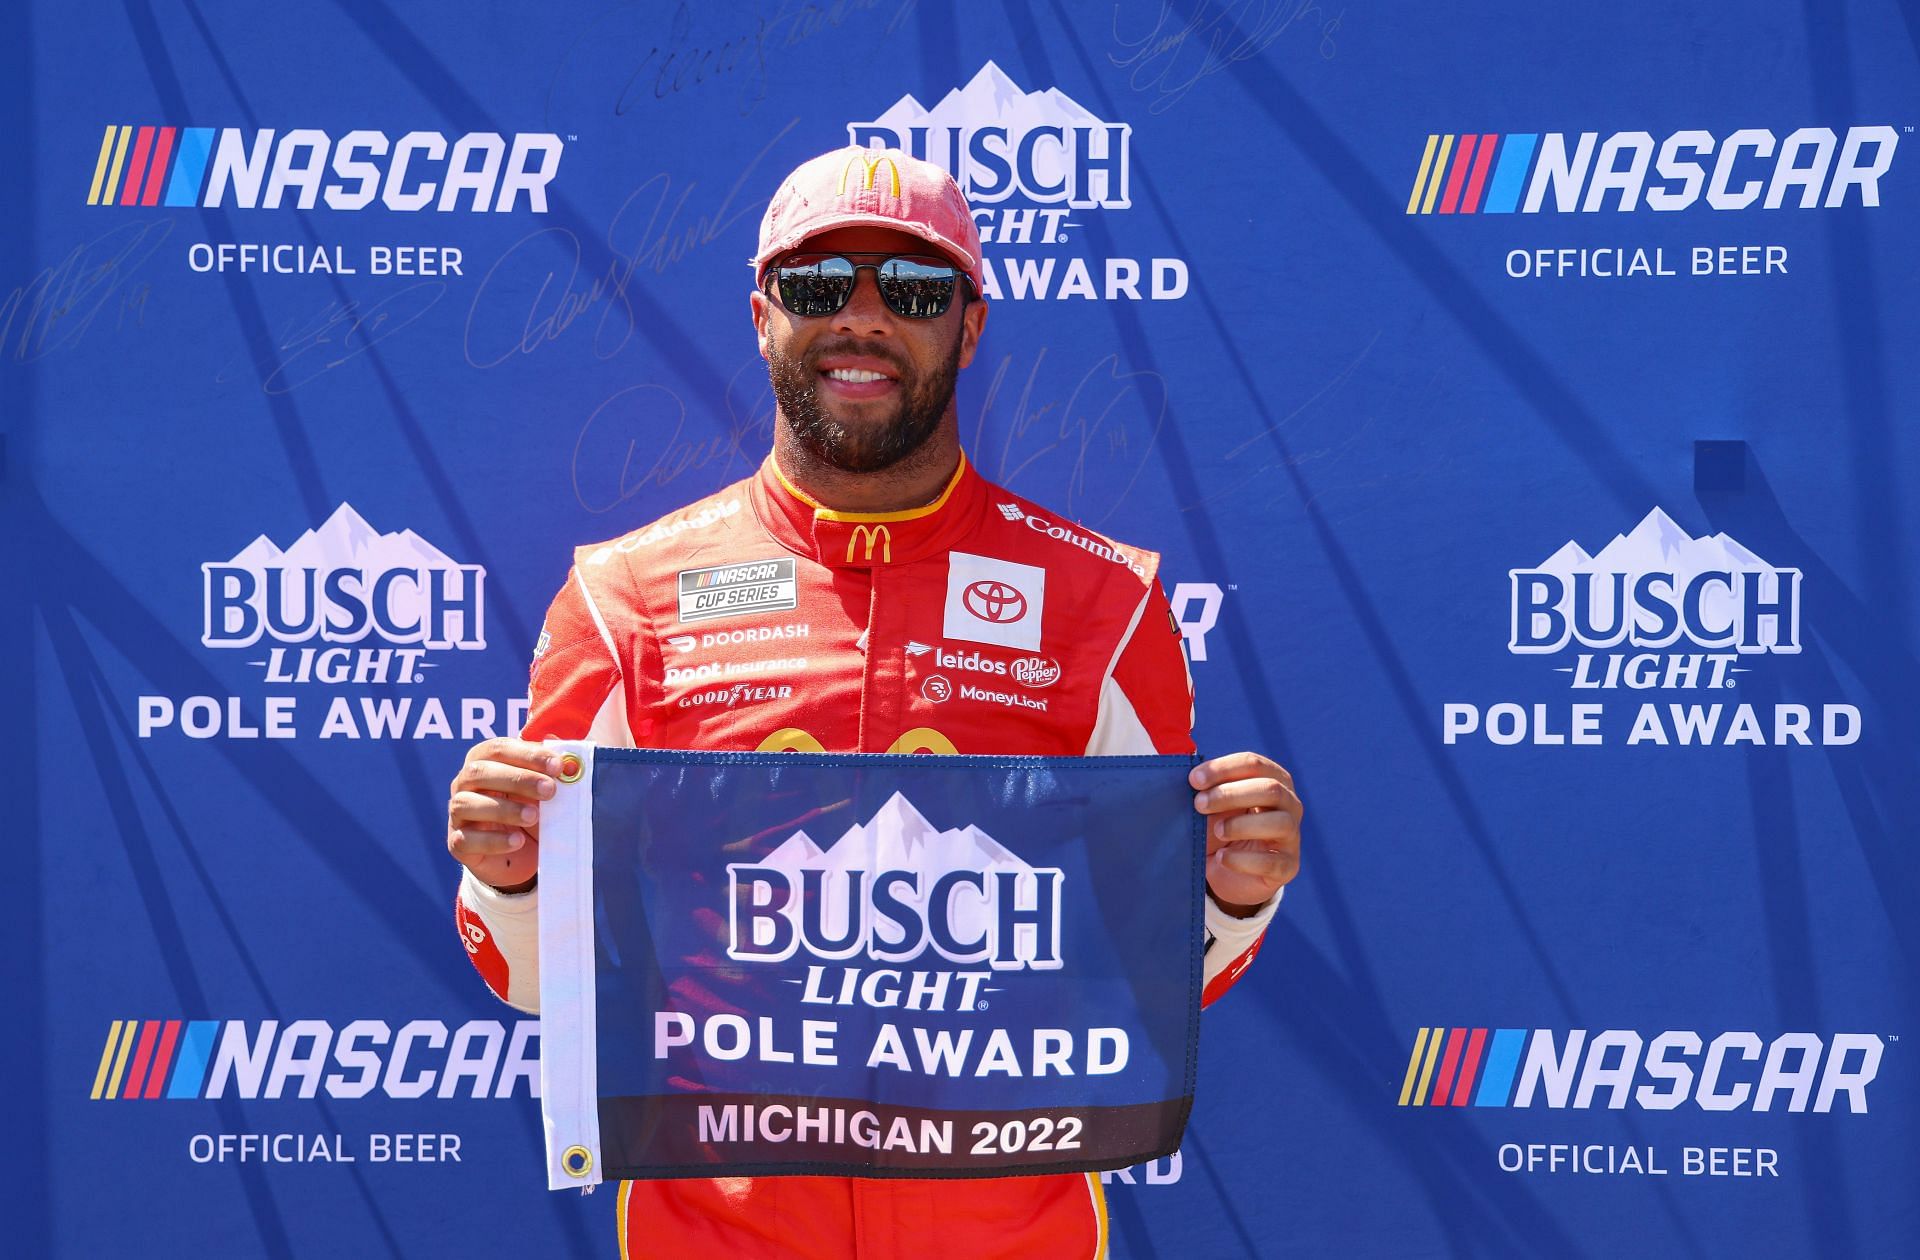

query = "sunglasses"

[{"left": 768, "top": 252, "right": 971, "bottom": 320}]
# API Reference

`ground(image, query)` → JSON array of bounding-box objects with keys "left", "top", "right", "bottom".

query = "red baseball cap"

[{"left": 753, "top": 145, "right": 984, "bottom": 291}]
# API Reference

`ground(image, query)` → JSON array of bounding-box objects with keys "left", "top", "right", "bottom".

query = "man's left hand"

[{"left": 1192, "top": 751, "right": 1302, "bottom": 917}]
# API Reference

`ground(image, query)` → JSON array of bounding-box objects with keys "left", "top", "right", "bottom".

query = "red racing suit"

[{"left": 455, "top": 451, "right": 1277, "bottom": 1259}]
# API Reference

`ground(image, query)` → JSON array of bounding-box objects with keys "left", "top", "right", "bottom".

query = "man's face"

[{"left": 753, "top": 225, "right": 988, "bottom": 474}]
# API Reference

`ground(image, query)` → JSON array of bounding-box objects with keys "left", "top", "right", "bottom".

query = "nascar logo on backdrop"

[
  {"left": 1405, "top": 124, "right": 1901, "bottom": 279},
  {"left": 89, "top": 1016, "right": 539, "bottom": 1167},
  {"left": 1397, "top": 1025, "right": 1886, "bottom": 1182},
  {"left": 86, "top": 124, "right": 561, "bottom": 277},
  {"left": 87, "top": 125, "right": 563, "bottom": 212},
  {"left": 139, "top": 504, "right": 524, "bottom": 741},
  {"left": 1397, "top": 1025, "right": 1883, "bottom": 1113},
  {"left": 1443, "top": 508, "right": 1859, "bottom": 747},
  {"left": 849, "top": 62, "right": 1188, "bottom": 301},
  {"left": 91, "top": 1017, "right": 540, "bottom": 1102}
]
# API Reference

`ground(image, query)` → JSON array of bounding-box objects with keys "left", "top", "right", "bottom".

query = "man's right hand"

[{"left": 447, "top": 738, "right": 561, "bottom": 893}]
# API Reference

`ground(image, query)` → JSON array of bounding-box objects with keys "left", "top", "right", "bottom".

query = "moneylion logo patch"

[
  {"left": 727, "top": 792, "right": 1064, "bottom": 971},
  {"left": 677, "top": 558, "right": 797, "bottom": 624}
]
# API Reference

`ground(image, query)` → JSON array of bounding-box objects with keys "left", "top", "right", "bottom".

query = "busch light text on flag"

[{"left": 535, "top": 745, "right": 1204, "bottom": 1188}]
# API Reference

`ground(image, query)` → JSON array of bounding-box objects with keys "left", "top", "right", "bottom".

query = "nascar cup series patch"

[{"left": 535, "top": 745, "right": 1203, "bottom": 1187}]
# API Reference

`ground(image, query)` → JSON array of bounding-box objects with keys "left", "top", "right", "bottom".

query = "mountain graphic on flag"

[{"left": 763, "top": 792, "right": 1037, "bottom": 944}]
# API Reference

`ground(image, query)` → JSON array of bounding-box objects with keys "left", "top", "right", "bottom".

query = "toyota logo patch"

[{"left": 963, "top": 580, "right": 1028, "bottom": 624}]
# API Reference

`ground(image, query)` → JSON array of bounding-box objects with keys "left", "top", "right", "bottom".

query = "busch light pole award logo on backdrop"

[
  {"left": 849, "top": 62, "right": 1189, "bottom": 302},
  {"left": 1442, "top": 508, "right": 1860, "bottom": 748},
  {"left": 136, "top": 504, "right": 522, "bottom": 741}
]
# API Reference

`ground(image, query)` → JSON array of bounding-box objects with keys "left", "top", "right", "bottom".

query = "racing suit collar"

[{"left": 751, "top": 450, "right": 985, "bottom": 569}]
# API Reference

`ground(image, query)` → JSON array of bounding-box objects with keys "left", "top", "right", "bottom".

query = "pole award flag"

[{"left": 535, "top": 745, "right": 1204, "bottom": 1189}]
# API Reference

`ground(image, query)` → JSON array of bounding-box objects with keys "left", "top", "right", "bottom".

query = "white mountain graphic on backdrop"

[
  {"left": 857, "top": 61, "right": 1119, "bottom": 204},
  {"left": 764, "top": 792, "right": 1035, "bottom": 943},
  {"left": 226, "top": 503, "right": 461, "bottom": 574},
  {"left": 865, "top": 61, "right": 1104, "bottom": 134},
  {"left": 1531, "top": 507, "right": 1772, "bottom": 577},
  {"left": 1527, "top": 507, "right": 1784, "bottom": 640}
]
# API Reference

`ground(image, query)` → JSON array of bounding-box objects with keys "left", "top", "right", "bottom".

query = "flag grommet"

[
  {"left": 562, "top": 1145, "right": 593, "bottom": 1178},
  {"left": 557, "top": 754, "right": 584, "bottom": 783}
]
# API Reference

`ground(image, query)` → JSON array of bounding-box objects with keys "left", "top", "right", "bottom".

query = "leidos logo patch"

[
  {"left": 726, "top": 792, "right": 1064, "bottom": 971},
  {"left": 677, "top": 558, "right": 798, "bottom": 624}
]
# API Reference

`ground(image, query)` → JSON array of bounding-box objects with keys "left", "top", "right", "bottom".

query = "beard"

[{"left": 768, "top": 330, "right": 962, "bottom": 475}]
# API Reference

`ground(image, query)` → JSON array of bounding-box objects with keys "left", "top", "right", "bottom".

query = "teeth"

[{"left": 825, "top": 368, "right": 889, "bottom": 383}]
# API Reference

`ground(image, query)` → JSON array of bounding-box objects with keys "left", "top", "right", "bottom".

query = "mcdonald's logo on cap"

[
  {"left": 839, "top": 153, "right": 902, "bottom": 198},
  {"left": 847, "top": 524, "right": 893, "bottom": 563}
]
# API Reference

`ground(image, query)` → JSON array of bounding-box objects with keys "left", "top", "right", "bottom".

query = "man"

[{"left": 446, "top": 145, "right": 1302, "bottom": 1258}]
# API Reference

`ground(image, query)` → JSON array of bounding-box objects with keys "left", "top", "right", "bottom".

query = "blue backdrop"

[{"left": 7, "top": 1, "right": 1916, "bottom": 1256}]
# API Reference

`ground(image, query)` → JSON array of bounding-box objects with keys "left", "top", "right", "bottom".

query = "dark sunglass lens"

[
  {"left": 777, "top": 256, "right": 856, "bottom": 316},
  {"left": 876, "top": 258, "right": 958, "bottom": 318}
]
